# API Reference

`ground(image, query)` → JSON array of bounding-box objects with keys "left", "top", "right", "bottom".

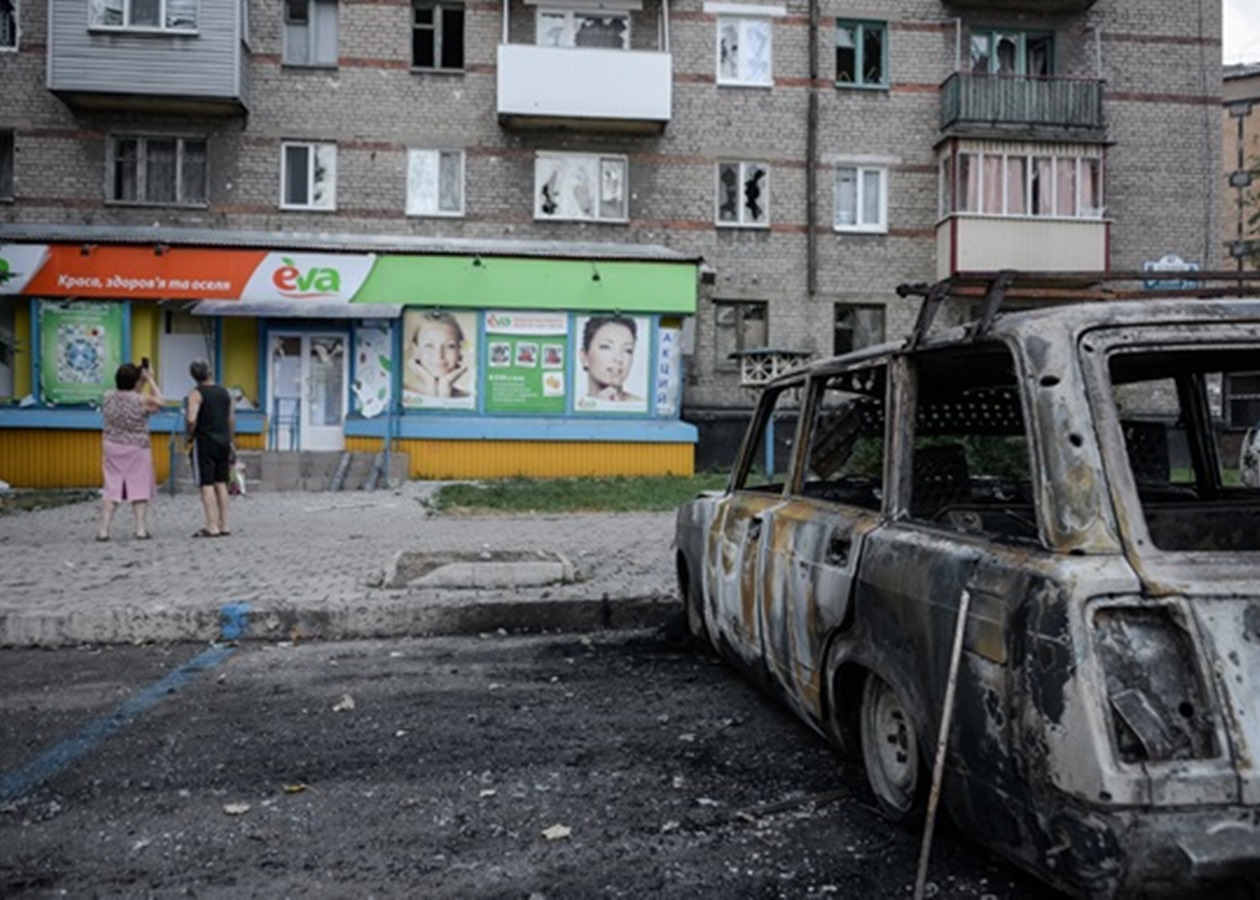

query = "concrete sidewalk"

[{"left": 0, "top": 484, "right": 679, "bottom": 647}]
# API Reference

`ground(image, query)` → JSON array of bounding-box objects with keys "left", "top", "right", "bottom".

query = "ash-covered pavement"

[{"left": 0, "top": 483, "right": 678, "bottom": 647}]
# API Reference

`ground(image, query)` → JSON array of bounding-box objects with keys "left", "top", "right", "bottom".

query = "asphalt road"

[{"left": 0, "top": 628, "right": 1063, "bottom": 899}]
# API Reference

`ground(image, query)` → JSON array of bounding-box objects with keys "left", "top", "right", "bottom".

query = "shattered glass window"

[
  {"left": 407, "top": 149, "right": 464, "bottom": 217},
  {"left": 535, "top": 153, "right": 627, "bottom": 222},
  {"left": 0, "top": 130, "right": 15, "bottom": 200},
  {"left": 969, "top": 29, "right": 1054, "bottom": 76},
  {"left": 413, "top": 1, "right": 464, "bottom": 70},
  {"left": 282, "top": 142, "right": 336, "bottom": 210},
  {"left": 537, "top": 9, "right": 628, "bottom": 49},
  {"left": 716, "top": 162, "right": 768, "bottom": 227},
  {"left": 717, "top": 16, "right": 771, "bottom": 86},
  {"left": 284, "top": 0, "right": 337, "bottom": 66},
  {"left": 108, "top": 136, "right": 206, "bottom": 206},
  {"left": 836, "top": 20, "right": 885, "bottom": 87},
  {"left": 88, "top": 0, "right": 196, "bottom": 29},
  {"left": 714, "top": 301, "right": 767, "bottom": 370},
  {"left": 1, "top": 0, "right": 15, "bottom": 45},
  {"left": 833, "top": 304, "right": 884, "bottom": 356}
]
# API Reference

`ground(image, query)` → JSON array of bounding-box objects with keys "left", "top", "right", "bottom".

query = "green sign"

[
  {"left": 39, "top": 301, "right": 125, "bottom": 405},
  {"left": 483, "top": 311, "right": 569, "bottom": 415}
]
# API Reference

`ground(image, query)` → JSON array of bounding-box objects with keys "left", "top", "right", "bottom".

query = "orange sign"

[{"left": 20, "top": 245, "right": 268, "bottom": 301}]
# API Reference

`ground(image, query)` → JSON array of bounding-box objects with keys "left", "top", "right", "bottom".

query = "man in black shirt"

[{"left": 186, "top": 359, "right": 236, "bottom": 537}]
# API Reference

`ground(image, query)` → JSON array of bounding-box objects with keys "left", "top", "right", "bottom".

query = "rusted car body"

[{"left": 675, "top": 287, "right": 1260, "bottom": 898}]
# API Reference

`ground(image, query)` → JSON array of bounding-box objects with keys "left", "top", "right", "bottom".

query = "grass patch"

[{"left": 431, "top": 473, "right": 729, "bottom": 515}]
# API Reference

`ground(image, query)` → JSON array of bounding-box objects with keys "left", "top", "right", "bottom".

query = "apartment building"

[{"left": 0, "top": 0, "right": 1223, "bottom": 485}]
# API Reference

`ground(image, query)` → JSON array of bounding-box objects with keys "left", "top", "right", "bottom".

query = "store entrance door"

[{"left": 268, "top": 332, "right": 348, "bottom": 451}]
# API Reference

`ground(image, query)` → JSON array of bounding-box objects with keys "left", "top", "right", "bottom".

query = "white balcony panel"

[
  {"left": 937, "top": 216, "right": 1108, "bottom": 279},
  {"left": 497, "top": 44, "right": 672, "bottom": 127}
]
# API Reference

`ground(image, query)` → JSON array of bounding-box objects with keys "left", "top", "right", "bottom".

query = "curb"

[{"left": 0, "top": 593, "right": 680, "bottom": 647}]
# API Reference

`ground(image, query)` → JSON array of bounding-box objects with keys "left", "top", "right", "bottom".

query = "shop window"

[
  {"left": 407, "top": 149, "right": 464, "bottom": 216},
  {"left": 537, "top": 8, "right": 628, "bottom": 48},
  {"left": 714, "top": 300, "right": 767, "bottom": 371},
  {"left": 89, "top": 0, "right": 197, "bottom": 30},
  {"left": 717, "top": 161, "right": 769, "bottom": 228},
  {"left": 0, "top": 130, "right": 13, "bottom": 200},
  {"left": 284, "top": 0, "right": 337, "bottom": 67},
  {"left": 945, "top": 145, "right": 1104, "bottom": 219},
  {"left": 969, "top": 29, "right": 1052, "bottom": 76},
  {"left": 1, "top": 0, "right": 16, "bottom": 49},
  {"left": 281, "top": 141, "right": 337, "bottom": 210},
  {"left": 108, "top": 135, "right": 207, "bottom": 207},
  {"left": 717, "top": 15, "right": 771, "bottom": 86},
  {"left": 534, "top": 152, "right": 626, "bottom": 223},
  {"left": 833, "top": 304, "right": 884, "bottom": 356},
  {"left": 836, "top": 20, "right": 885, "bottom": 87},
  {"left": 413, "top": 1, "right": 463, "bottom": 70},
  {"left": 835, "top": 165, "right": 886, "bottom": 232}
]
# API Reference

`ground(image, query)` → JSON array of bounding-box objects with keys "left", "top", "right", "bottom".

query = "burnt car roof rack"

[{"left": 898, "top": 269, "right": 1260, "bottom": 347}]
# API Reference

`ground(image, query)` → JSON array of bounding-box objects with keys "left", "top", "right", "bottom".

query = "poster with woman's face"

[
  {"left": 575, "top": 315, "right": 649, "bottom": 413},
  {"left": 402, "top": 310, "right": 476, "bottom": 410}
]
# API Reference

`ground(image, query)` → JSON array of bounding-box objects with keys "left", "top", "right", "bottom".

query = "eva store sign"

[{"left": 246, "top": 253, "right": 377, "bottom": 303}]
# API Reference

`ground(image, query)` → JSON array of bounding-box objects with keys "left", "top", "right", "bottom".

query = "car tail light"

[{"left": 1093, "top": 606, "right": 1218, "bottom": 764}]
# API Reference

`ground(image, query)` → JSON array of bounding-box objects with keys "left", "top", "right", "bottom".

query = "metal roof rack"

[{"left": 897, "top": 269, "right": 1260, "bottom": 347}]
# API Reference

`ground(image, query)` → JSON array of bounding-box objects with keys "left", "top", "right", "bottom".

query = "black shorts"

[{"left": 191, "top": 437, "right": 232, "bottom": 487}]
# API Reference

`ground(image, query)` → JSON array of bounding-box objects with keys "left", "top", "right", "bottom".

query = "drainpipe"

[
  {"left": 662, "top": 0, "right": 670, "bottom": 53},
  {"left": 502, "top": 0, "right": 508, "bottom": 45},
  {"left": 806, "top": 0, "right": 819, "bottom": 297}
]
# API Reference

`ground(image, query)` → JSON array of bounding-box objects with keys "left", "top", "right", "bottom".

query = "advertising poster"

[
  {"left": 575, "top": 315, "right": 649, "bottom": 414},
  {"left": 655, "top": 322, "right": 682, "bottom": 417},
  {"left": 352, "top": 324, "right": 392, "bottom": 418},
  {"left": 401, "top": 310, "right": 476, "bottom": 410},
  {"left": 38, "top": 301, "right": 124, "bottom": 405},
  {"left": 483, "top": 311, "right": 569, "bottom": 415}
]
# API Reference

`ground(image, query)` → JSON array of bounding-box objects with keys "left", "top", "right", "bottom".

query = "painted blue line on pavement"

[{"left": 0, "top": 603, "right": 249, "bottom": 806}]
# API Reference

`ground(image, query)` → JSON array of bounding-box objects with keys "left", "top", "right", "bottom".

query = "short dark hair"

[
  {"left": 582, "top": 316, "right": 637, "bottom": 352},
  {"left": 115, "top": 363, "right": 141, "bottom": 391},
  {"left": 189, "top": 359, "right": 212, "bottom": 383}
]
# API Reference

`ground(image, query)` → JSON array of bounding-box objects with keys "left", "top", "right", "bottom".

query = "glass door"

[{"left": 268, "top": 331, "right": 348, "bottom": 451}]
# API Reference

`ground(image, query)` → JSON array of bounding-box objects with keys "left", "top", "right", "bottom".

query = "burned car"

[{"left": 675, "top": 275, "right": 1260, "bottom": 898}]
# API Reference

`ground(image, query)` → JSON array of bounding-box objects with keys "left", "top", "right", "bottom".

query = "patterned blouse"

[{"left": 102, "top": 389, "right": 153, "bottom": 448}]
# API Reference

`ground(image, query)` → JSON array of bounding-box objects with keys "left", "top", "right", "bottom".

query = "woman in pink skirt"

[{"left": 98, "top": 361, "right": 164, "bottom": 541}]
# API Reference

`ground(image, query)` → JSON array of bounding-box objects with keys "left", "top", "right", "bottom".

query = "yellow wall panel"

[
  {"left": 13, "top": 302, "right": 31, "bottom": 399},
  {"left": 131, "top": 304, "right": 160, "bottom": 372},
  {"left": 386, "top": 439, "right": 693, "bottom": 479},
  {"left": 222, "top": 319, "right": 259, "bottom": 404}
]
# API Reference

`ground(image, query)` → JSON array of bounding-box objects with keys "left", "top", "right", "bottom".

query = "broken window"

[
  {"left": 907, "top": 345, "right": 1037, "bottom": 540},
  {"left": 407, "top": 149, "right": 464, "bottom": 216},
  {"left": 284, "top": 0, "right": 337, "bottom": 66},
  {"left": 281, "top": 141, "right": 337, "bottom": 210},
  {"left": 946, "top": 144, "right": 1103, "bottom": 219},
  {"left": 534, "top": 153, "right": 626, "bottom": 222},
  {"left": 0, "top": 130, "right": 12, "bottom": 200},
  {"left": 836, "top": 20, "right": 885, "bottom": 87},
  {"left": 108, "top": 135, "right": 207, "bottom": 207},
  {"left": 413, "top": 1, "right": 464, "bottom": 70},
  {"left": 1, "top": 0, "right": 16, "bottom": 47},
  {"left": 88, "top": 0, "right": 197, "bottom": 30},
  {"left": 834, "top": 165, "right": 885, "bottom": 232},
  {"left": 717, "top": 15, "right": 771, "bottom": 86},
  {"left": 537, "top": 9, "right": 629, "bottom": 49},
  {"left": 801, "top": 366, "right": 887, "bottom": 510},
  {"left": 833, "top": 304, "right": 884, "bottom": 356},
  {"left": 716, "top": 162, "right": 768, "bottom": 227},
  {"left": 969, "top": 29, "right": 1053, "bottom": 76},
  {"left": 714, "top": 300, "right": 767, "bottom": 370}
]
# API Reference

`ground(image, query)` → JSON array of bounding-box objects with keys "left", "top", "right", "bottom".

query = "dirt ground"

[{"left": 0, "top": 627, "right": 1063, "bottom": 899}]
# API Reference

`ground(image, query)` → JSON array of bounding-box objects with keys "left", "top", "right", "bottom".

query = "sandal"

[
  {"left": 95, "top": 533, "right": 109, "bottom": 542},
  {"left": 192, "top": 528, "right": 220, "bottom": 538},
  {"left": 135, "top": 532, "right": 152, "bottom": 540}
]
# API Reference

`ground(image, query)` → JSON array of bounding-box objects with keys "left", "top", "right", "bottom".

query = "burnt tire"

[{"left": 860, "top": 672, "right": 926, "bottom": 824}]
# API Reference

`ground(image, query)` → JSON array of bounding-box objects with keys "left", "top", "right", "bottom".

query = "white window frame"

[
  {"left": 946, "top": 145, "right": 1104, "bottom": 220},
  {"left": 283, "top": 0, "right": 338, "bottom": 67},
  {"left": 280, "top": 141, "right": 337, "bottom": 211},
  {"left": 88, "top": 0, "right": 198, "bottom": 32},
  {"left": 1, "top": 0, "right": 18, "bottom": 50},
  {"left": 834, "top": 164, "right": 887, "bottom": 233},
  {"left": 714, "top": 14, "right": 772, "bottom": 87},
  {"left": 534, "top": 152, "right": 627, "bottom": 223},
  {"left": 536, "top": 7, "right": 630, "bottom": 48},
  {"left": 715, "top": 160, "right": 769, "bottom": 228},
  {"left": 107, "top": 134, "right": 208, "bottom": 208},
  {"left": 406, "top": 149, "right": 464, "bottom": 217}
]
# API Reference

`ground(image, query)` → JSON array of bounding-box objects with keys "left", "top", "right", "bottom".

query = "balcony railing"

[
  {"left": 940, "top": 72, "right": 1104, "bottom": 134},
  {"left": 497, "top": 44, "right": 672, "bottom": 133}
]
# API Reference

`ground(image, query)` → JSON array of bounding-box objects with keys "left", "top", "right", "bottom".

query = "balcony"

[
  {"left": 497, "top": 44, "right": 672, "bottom": 134},
  {"left": 46, "top": 0, "right": 248, "bottom": 115},
  {"left": 941, "top": 0, "right": 1098, "bottom": 11},
  {"left": 940, "top": 72, "right": 1104, "bottom": 138},
  {"left": 936, "top": 215, "right": 1108, "bottom": 279}
]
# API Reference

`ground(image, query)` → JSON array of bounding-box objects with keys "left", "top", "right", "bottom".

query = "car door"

[{"left": 758, "top": 365, "right": 889, "bottom": 721}]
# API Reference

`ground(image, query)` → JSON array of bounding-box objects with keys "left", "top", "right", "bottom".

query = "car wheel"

[{"left": 860, "top": 673, "right": 926, "bottom": 823}]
